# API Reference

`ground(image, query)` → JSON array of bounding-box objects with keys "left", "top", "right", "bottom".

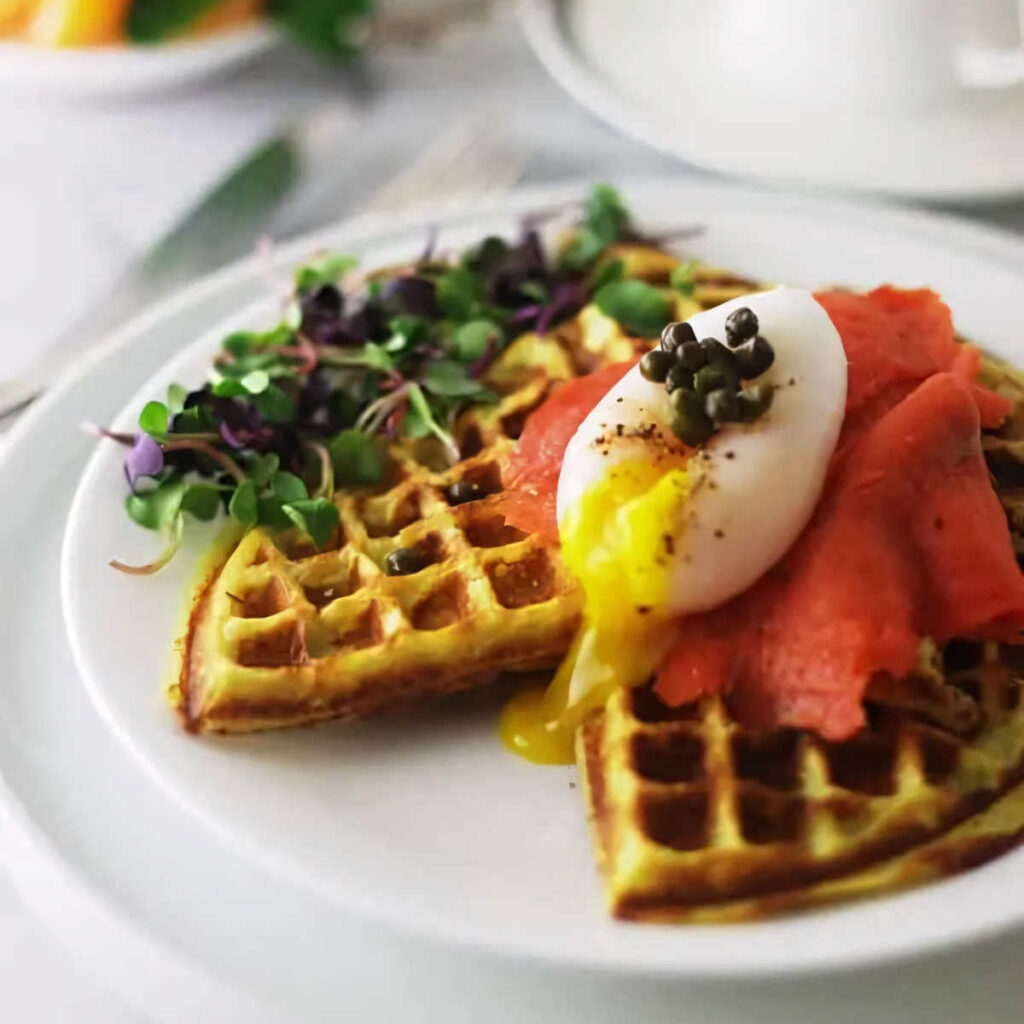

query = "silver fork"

[{"left": 0, "top": 115, "right": 525, "bottom": 427}]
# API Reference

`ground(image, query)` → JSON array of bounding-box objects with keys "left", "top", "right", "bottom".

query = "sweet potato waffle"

[
  {"left": 577, "top": 354, "right": 1024, "bottom": 920},
  {"left": 174, "top": 249, "right": 760, "bottom": 732}
]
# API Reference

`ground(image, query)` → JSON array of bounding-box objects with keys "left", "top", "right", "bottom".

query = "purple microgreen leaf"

[
  {"left": 219, "top": 421, "right": 245, "bottom": 449},
  {"left": 124, "top": 433, "right": 165, "bottom": 488}
]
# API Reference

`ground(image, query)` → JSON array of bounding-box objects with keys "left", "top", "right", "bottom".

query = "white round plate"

[
  {"left": 0, "top": 23, "right": 275, "bottom": 99},
  {"left": 57, "top": 180, "right": 1024, "bottom": 983},
  {"left": 519, "top": 0, "right": 1024, "bottom": 202}
]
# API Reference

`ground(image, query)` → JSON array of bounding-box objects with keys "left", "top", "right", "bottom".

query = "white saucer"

[
  {"left": 0, "top": 23, "right": 276, "bottom": 99},
  {"left": 520, "top": 0, "right": 1024, "bottom": 202},
  {"left": 56, "top": 181, "right": 1024, "bottom": 986}
]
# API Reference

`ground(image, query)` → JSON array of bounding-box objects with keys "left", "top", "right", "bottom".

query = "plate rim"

[
  {"left": 0, "top": 21, "right": 276, "bottom": 96},
  {"left": 27, "top": 177, "right": 1024, "bottom": 980},
  {"left": 517, "top": 0, "right": 1024, "bottom": 204}
]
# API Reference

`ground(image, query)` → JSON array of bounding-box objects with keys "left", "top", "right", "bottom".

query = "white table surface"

[{"left": 2, "top": 9, "right": 1024, "bottom": 1020}]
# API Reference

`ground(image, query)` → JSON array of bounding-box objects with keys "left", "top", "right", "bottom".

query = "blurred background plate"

[
  {"left": 520, "top": 0, "right": 1024, "bottom": 202},
  {"left": 0, "top": 21, "right": 276, "bottom": 98}
]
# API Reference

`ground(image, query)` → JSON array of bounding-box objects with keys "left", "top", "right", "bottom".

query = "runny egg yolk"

[
  {"left": 499, "top": 455, "right": 691, "bottom": 764},
  {"left": 499, "top": 287, "right": 849, "bottom": 765}
]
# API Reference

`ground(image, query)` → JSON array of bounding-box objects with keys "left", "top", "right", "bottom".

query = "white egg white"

[{"left": 555, "top": 286, "right": 848, "bottom": 615}]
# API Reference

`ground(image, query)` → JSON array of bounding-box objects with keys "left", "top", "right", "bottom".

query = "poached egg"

[{"left": 501, "top": 287, "right": 848, "bottom": 762}]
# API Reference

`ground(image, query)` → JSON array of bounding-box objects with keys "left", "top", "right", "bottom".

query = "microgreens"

[{"left": 96, "top": 185, "right": 697, "bottom": 573}]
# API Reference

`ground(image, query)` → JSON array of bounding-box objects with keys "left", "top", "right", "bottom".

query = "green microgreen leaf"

[
  {"left": 242, "top": 452, "right": 280, "bottom": 488},
  {"left": 450, "top": 319, "right": 502, "bottom": 363},
  {"left": 591, "top": 258, "right": 625, "bottom": 292},
  {"left": 272, "top": 471, "right": 309, "bottom": 503},
  {"left": 594, "top": 279, "right": 672, "bottom": 339},
  {"left": 294, "top": 252, "right": 359, "bottom": 292},
  {"left": 560, "top": 183, "right": 631, "bottom": 271},
  {"left": 406, "top": 383, "right": 459, "bottom": 463},
  {"left": 138, "top": 400, "right": 169, "bottom": 439},
  {"left": 670, "top": 260, "right": 699, "bottom": 297},
  {"left": 173, "top": 404, "right": 217, "bottom": 435},
  {"left": 228, "top": 478, "right": 259, "bottom": 526},
  {"left": 252, "top": 384, "right": 297, "bottom": 424},
  {"left": 423, "top": 361, "right": 497, "bottom": 401},
  {"left": 327, "top": 429, "right": 387, "bottom": 486},
  {"left": 257, "top": 497, "right": 293, "bottom": 531},
  {"left": 385, "top": 315, "right": 428, "bottom": 353},
  {"left": 361, "top": 342, "right": 395, "bottom": 374},
  {"left": 436, "top": 266, "right": 486, "bottom": 321},
  {"left": 125, "top": 475, "right": 186, "bottom": 532},
  {"left": 281, "top": 499, "right": 339, "bottom": 550},
  {"left": 166, "top": 383, "right": 187, "bottom": 417},
  {"left": 180, "top": 484, "right": 222, "bottom": 522}
]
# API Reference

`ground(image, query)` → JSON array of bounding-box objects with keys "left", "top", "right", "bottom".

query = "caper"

[
  {"left": 701, "top": 337, "right": 738, "bottom": 371},
  {"left": 670, "top": 388, "right": 715, "bottom": 447},
  {"left": 694, "top": 363, "right": 732, "bottom": 396},
  {"left": 639, "top": 349, "right": 675, "bottom": 383},
  {"left": 705, "top": 387, "right": 740, "bottom": 423},
  {"left": 736, "top": 383, "right": 775, "bottom": 423},
  {"left": 446, "top": 480, "right": 484, "bottom": 505},
  {"left": 661, "top": 320, "right": 696, "bottom": 354},
  {"left": 725, "top": 306, "right": 759, "bottom": 347},
  {"left": 675, "top": 340, "right": 707, "bottom": 371},
  {"left": 384, "top": 546, "right": 427, "bottom": 576},
  {"left": 665, "top": 363, "right": 695, "bottom": 393},
  {"left": 733, "top": 335, "right": 775, "bottom": 379}
]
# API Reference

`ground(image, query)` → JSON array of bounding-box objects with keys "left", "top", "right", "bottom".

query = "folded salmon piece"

[
  {"left": 657, "top": 288, "right": 1024, "bottom": 740},
  {"left": 500, "top": 361, "right": 636, "bottom": 542}
]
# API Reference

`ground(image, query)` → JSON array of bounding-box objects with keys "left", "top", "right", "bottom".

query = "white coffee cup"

[{"left": 698, "top": 0, "right": 1024, "bottom": 115}]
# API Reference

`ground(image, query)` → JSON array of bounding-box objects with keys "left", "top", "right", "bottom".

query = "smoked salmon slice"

[{"left": 657, "top": 289, "right": 1024, "bottom": 739}]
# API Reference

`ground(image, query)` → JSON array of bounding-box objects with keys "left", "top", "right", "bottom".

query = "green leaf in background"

[
  {"left": 594, "top": 279, "right": 672, "bottom": 339},
  {"left": 138, "top": 400, "right": 169, "bottom": 439},
  {"left": 270, "top": 0, "right": 374, "bottom": 60},
  {"left": 282, "top": 499, "right": 339, "bottom": 550},
  {"left": 327, "top": 429, "right": 387, "bottom": 486},
  {"left": 127, "top": 0, "right": 222, "bottom": 43},
  {"left": 560, "top": 183, "right": 631, "bottom": 271},
  {"left": 294, "top": 252, "right": 360, "bottom": 292}
]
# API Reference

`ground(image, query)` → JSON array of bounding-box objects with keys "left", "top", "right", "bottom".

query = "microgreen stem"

[
  {"left": 161, "top": 440, "right": 246, "bottom": 482},
  {"left": 109, "top": 515, "right": 184, "bottom": 576},
  {"left": 309, "top": 442, "right": 334, "bottom": 500},
  {"left": 81, "top": 422, "right": 134, "bottom": 446},
  {"left": 407, "top": 383, "right": 459, "bottom": 466}
]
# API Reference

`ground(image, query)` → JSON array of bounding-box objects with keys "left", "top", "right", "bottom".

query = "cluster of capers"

[{"left": 639, "top": 306, "right": 776, "bottom": 447}]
